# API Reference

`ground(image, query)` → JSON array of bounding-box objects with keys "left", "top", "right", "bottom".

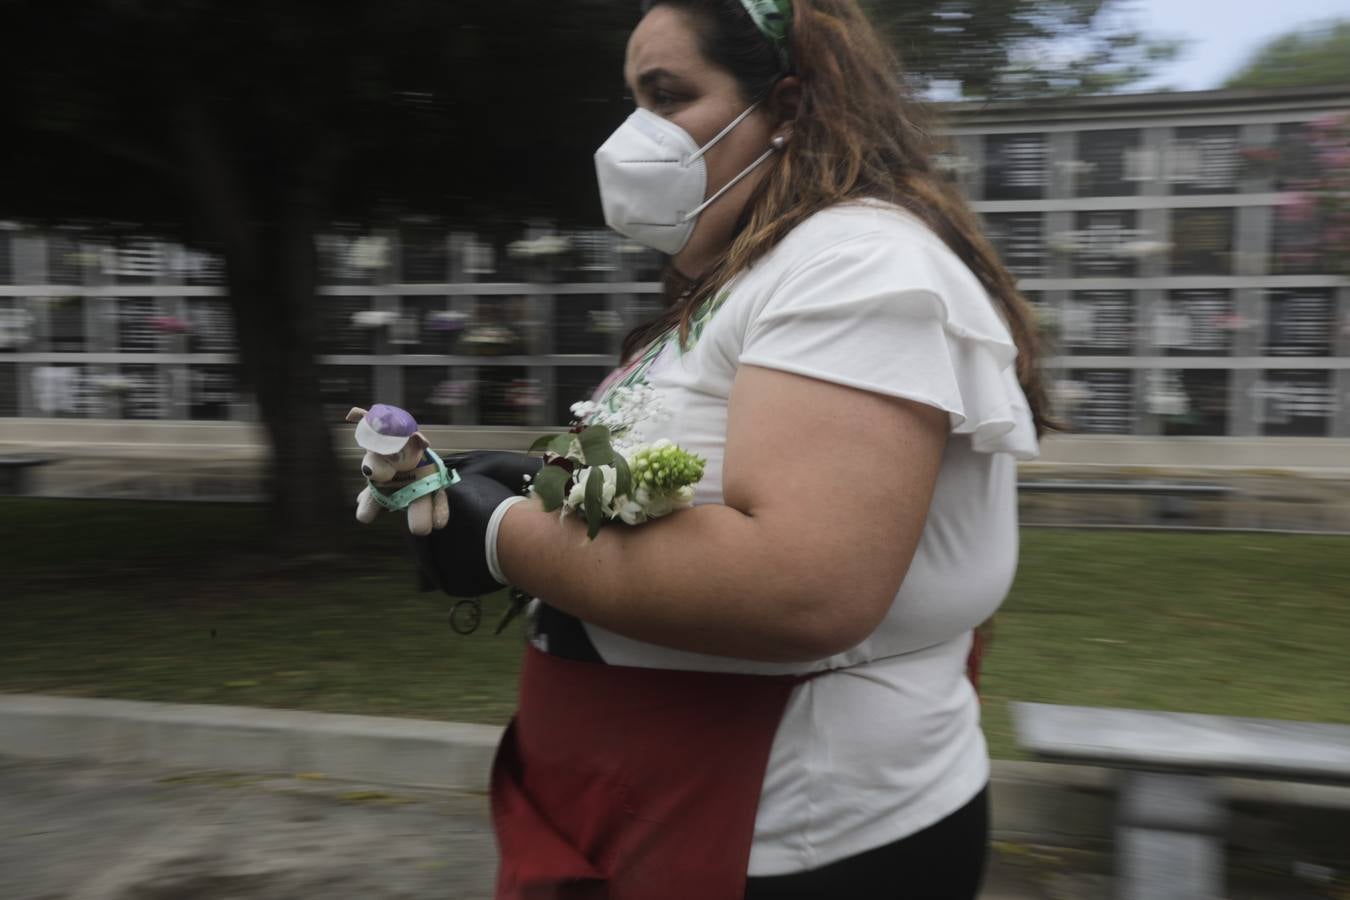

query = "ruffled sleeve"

[{"left": 738, "top": 217, "right": 1040, "bottom": 460}]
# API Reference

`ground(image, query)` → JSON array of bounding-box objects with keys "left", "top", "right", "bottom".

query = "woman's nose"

[{"left": 362, "top": 465, "right": 373, "bottom": 477}]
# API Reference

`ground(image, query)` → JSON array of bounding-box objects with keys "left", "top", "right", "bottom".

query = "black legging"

[{"left": 743, "top": 786, "right": 989, "bottom": 900}]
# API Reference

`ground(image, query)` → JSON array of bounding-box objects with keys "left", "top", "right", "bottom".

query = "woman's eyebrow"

[{"left": 636, "top": 67, "right": 682, "bottom": 90}]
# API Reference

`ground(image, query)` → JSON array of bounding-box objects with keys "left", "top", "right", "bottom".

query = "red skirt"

[{"left": 491, "top": 644, "right": 803, "bottom": 900}]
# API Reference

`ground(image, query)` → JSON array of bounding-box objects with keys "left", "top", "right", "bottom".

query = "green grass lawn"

[{"left": 3, "top": 498, "right": 1348, "bottom": 758}]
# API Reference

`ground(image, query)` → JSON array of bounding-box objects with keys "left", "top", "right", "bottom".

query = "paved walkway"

[
  {"left": 3, "top": 756, "right": 1339, "bottom": 899},
  {"left": 1, "top": 758, "right": 498, "bottom": 900},
  {"left": 2, "top": 757, "right": 1059, "bottom": 900}
]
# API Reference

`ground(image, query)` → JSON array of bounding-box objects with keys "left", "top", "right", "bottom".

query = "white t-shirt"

[{"left": 564, "top": 200, "right": 1039, "bottom": 875}]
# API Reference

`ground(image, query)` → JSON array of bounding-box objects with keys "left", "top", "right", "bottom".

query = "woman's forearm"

[{"left": 495, "top": 499, "right": 879, "bottom": 662}]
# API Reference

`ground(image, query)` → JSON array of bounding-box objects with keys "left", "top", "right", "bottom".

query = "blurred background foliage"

[
  {"left": 1224, "top": 18, "right": 1350, "bottom": 90},
  {"left": 861, "top": 0, "right": 1182, "bottom": 97}
]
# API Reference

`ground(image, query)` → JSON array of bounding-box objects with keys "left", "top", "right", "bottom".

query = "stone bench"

[
  {"left": 0, "top": 456, "right": 56, "bottom": 495},
  {"left": 1012, "top": 701, "right": 1350, "bottom": 900}
]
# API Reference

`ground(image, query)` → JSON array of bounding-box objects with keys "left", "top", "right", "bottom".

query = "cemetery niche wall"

[
  {"left": 0, "top": 86, "right": 1347, "bottom": 440},
  {"left": 946, "top": 85, "right": 1349, "bottom": 440}
]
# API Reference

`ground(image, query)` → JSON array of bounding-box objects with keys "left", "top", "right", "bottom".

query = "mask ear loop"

[
  {"left": 686, "top": 101, "right": 761, "bottom": 165},
  {"left": 681, "top": 145, "right": 778, "bottom": 222},
  {"left": 680, "top": 101, "right": 783, "bottom": 222}
]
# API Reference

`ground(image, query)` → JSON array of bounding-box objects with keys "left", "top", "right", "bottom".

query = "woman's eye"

[{"left": 652, "top": 90, "right": 678, "bottom": 109}]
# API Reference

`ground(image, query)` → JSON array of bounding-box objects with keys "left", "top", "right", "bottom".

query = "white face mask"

[{"left": 594, "top": 103, "right": 776, "bottom": 255}]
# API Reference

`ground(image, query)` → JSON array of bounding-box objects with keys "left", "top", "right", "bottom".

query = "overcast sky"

[{"left": 1130, "top": 0, "right": 1350, "bottom": 91}]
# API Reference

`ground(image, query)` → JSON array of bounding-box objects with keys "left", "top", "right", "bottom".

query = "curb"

[
  {"left": 3, "top": 693, "right": 1349, "bottom": 856},
  {"left": 0, "top": 693, "right": 501, "bottom": 792}
]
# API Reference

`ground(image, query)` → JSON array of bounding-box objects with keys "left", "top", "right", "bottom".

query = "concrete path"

[
  {"left": 2, "top": 692, "right": 1344, "bottom": 898},
  {"left": 4, "top": 756, "right": 1343, "bottom": 899},
  {"left": 1, "top": 757, "right": 1059, "bottom": 900},
  {"left": 1, "top": 757, "right": 498, "bottom": 900}
]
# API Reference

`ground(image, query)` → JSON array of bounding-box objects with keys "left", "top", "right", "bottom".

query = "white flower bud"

[
  {"left": 598, "top": 464, "right": 618, "bottom": 507},
  {"left": 617, "top": 499, "right": 647, "bottom": 525},
  {"left": 645, "top": 492, "right": 674, "bottom": 518},
  {"left": 566, "top": 470, "right": 589, "bottom": 509}
]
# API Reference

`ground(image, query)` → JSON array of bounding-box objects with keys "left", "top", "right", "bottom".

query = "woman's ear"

[{"left": 769, "top": 76, "right": 801, "bottom": 128}]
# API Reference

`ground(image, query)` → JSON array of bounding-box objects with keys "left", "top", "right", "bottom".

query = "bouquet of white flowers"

[
  {"left": 527, "top": 387, "right": 705, "bottom": 538},
  {"left": 527, "top": 429, "right": 705, "bottom": 539}
]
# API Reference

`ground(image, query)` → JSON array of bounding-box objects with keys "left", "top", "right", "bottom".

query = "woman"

[{"left": 414, "top": 1, "right": 1051, "bottom": 897}]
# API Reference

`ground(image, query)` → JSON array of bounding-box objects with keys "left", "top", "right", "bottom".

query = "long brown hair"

[{"left": 624, "top": 0, "right": 1056, "bottom": 436}]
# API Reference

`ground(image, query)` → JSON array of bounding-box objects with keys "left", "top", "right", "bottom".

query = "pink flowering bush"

[{"left": 1276, "top": 115, "right": 1350, "bottom": 275}]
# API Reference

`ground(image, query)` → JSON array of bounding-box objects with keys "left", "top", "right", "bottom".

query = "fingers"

[{"left": 413, "top": 473, "right": 517, "bottom": 598}]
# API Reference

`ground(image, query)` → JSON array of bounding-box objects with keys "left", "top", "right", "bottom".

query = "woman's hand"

[
  {"left": 413, "top": 471, "right": 524, "bottom": 598},
  {"left": 412, "top": 451, "right": 541, "bottom": 598}
]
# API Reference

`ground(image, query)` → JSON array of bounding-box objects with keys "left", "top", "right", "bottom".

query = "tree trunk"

[
  {"left": 228, "top": 207, "right": 347, "bottom": 555},
  {"left": 176, "top": 98, "right": 346, "bottom": 555}
]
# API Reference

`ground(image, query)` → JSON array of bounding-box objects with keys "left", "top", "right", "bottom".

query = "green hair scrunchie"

[{"left": 737, "top": 0, "right": 792, "bottom": 70}]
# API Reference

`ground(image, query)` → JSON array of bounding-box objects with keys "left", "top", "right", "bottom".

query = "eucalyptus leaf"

[
  {"left": 578, "top": 425, "right": 614, "bottom": 467},
  {"left": 548, "top": 434, "right": 575, "bottom": 457},
  {"left": 612, "top": 451, "right": 631, "bottom": 500},
  {"left": 584, "top": 465, "right": 605, "bottom": 539},
  {"left": 527, "top": 434, "right": 555, "bottom": 454},
  {"left": 532, "top": 465, "right": 569, "bottom": 511}
]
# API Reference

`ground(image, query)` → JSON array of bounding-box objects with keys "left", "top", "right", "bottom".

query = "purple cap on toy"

[{"left": 354, "top": 403, "right": 420, "bottom": 455}]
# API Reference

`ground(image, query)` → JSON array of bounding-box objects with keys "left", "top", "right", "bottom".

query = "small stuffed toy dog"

[{"left": 346, "top": 404, "right": 453, "bottom": 536}]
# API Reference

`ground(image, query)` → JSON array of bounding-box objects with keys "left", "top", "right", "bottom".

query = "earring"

[{"left": 771, "top": 133, "right": 787, "bottom": 151}]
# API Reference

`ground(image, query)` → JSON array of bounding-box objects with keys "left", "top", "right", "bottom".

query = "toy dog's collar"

[{"left": 368, "top": 449, "right": 458, "bottom": 512}]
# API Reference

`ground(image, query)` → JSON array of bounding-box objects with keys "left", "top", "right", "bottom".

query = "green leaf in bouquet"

[
  {"left": 548, "top": 434, "right": 576, "bottom": 457},
  {"left": 532, "top": 465, "right": 569, "bottom": 511},
  {"left": 612, "top": 451, "right": 632, "bottom": 500},
  {"left": 584, "top": 465, "right": 606, "bottom": 539},
  {"left": 527, "top": 434, "right": 556, "bottom": 454},
  {"left": 578, "top": 425, "right": 614, "bottom": 466}
]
